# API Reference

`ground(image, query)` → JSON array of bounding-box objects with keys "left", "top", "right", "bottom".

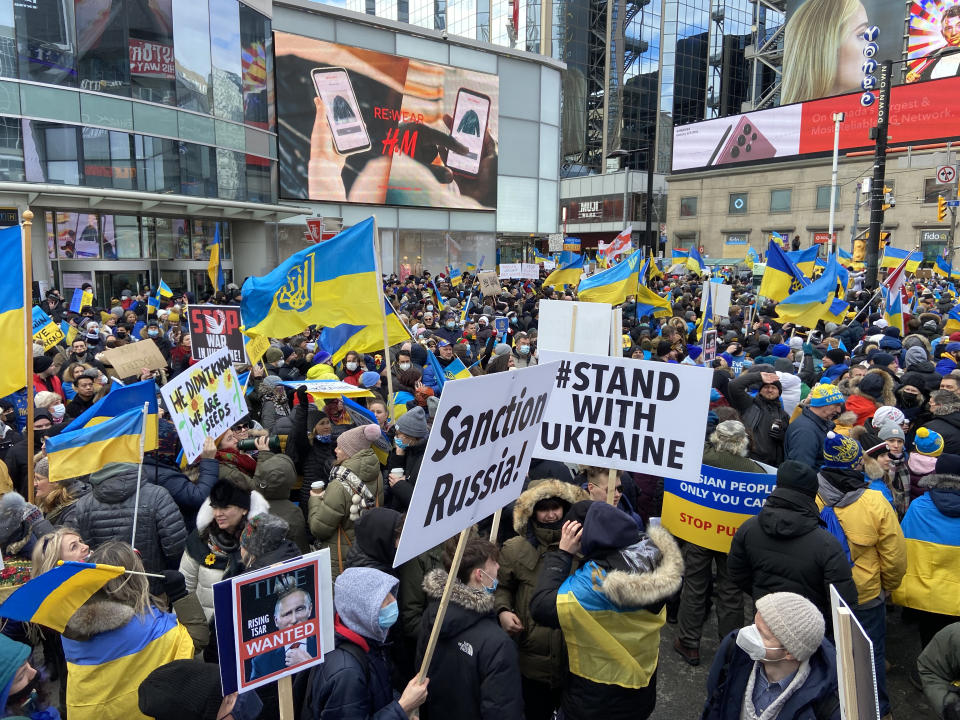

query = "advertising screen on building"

[
  {"left": 908, "top": 0, "right": 960, "bottom": 83},
  {"left": 783, "top": 0, "right": 907, "bottom": 104},
  {"left": 275, "top": 32, "right": 499, "bottom": 210},
  {"left": 672, "top": 74, "right": 960, "bottom": 173}
]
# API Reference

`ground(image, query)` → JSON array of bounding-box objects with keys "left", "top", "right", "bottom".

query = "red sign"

[
  {"left": 188, "top": 304, "right": 245, "bottom": 363},
  {"left": 814, "top": 232, "right": 835, "bottom": 245},
  {"left": 129, "top": 39, "right": 174, "bottom": 79},
  {"left": 304, "top": 218, "right": 337, "bottom": 244}
]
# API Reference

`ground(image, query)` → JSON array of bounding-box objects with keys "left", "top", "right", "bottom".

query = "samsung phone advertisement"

[{"left": 275, "top": 32, "right": 499, "bottom": 210}]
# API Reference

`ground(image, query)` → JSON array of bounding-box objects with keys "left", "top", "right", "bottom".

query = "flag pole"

[
  {"left": 22, "top": 210, "right": 34, "bottom": 505},
  {"left": 372, "top": 219, "right": 397, "bottom": 424},
  {"left": 130, "top": 402, "right": 149, "bottom": 548}
]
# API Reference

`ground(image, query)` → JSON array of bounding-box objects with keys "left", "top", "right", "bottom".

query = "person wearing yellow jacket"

[{"left": 816, "top": 431, "right": 906, "bottom": 720}]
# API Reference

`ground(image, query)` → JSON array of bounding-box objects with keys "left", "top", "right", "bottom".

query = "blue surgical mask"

[
  {"left": 394, "top": 437, "right": 407, "bottom": 450},
  {"left": 518, "top": 345, "right": 530, "bottom": 355},
  {"left": 446, "top": 321, "right": 456, "bottom": 329},
  {"left": 315, "top": 434, "right": 332, "bottom": 443},
  {"left": 378, "top": 601, "right": 399, "bottom": 629},
  {"left": 147, "top": 329, "right": 159, "bottom": 337},
  {"left": 479, "top": 569, "right": 498, "bottom": 594}
]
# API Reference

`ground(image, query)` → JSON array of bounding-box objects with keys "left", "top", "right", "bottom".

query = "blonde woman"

[
  {"left": 782, "top": 0, "right": 870, "bottom": 104},
  {"left": 31, "top": 527, "right": 91, "bottom": 577}
]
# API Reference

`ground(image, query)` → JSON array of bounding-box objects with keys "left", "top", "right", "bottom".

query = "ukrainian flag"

[
  {"left": 0, "top": 562, "right": 124, "bottom": 632},
  {"left": 157, "top": 279, "right": 173, "bottom": 298},
  {"left": 317, "top": 300, "right": 410, "bottom": 366},
  {"left": 578, "top": 249, "right": 643, "bottom": 305},
  {"left": 429, "top": 279, "right": 445, "bottom": 311},
  {"left": 0, "top": 225, "right": 25, "bottom": 398},
  {"left": 934, "top": 257, "right": 960, "bottom": 279},
  {"left": 634, "top": 269, "right": 673, "bottom": 319},
  {"left": 544, "top": 253, "right": 585, "bottom": 289},
  {"left": 45, "top": 408, "right": 148, "bottom": 483},
  {"left": 146, "top": 295, "right": 160, "bottom": 314},
  {"left": 448, "top": 267, "right": 462, "bottom": 287},
  {"left": 946, "top": 306, "right": 960, "bottom": 334},
  {"left": 775, "top": 254, "right": 849, "bottom": 329},
  {"left": 881, "top": 246, "right": 922, "bottom": 272},
  {"left": 465, "top": 260, "right": 477, "bottom": 273},
  {"left": 426, "top": 352, "right": 471, "bottom": 391},
  {"left": 759, "top": 241, "right": 806, "bottom": 302},
  {"left": 646, "top": 251, "right": 663, "bottom": 280},
  {"left": 671, "top": 249, "right": 689, "bottom": 260},
  {"left": 686, "top": 246, "right": 708, "bottom": 275},
  {"left": 697, "top": 282, "right": 715, "bottom": 341},
  {"left": 882, "top": 286, "right": 904, "bottom": 335},
  {"left": 786, "top": 246, "right": 818, "bottom": 279},
  {"left": 69, "top": 288, "right": 94, "bottom": 314},
  {"left": 745, "top": 246, "right": 760, "bottom": 268},
  {"left": 241, "top": 218, "right": 383, "bottom": 338},
  {"left": 533, "top": 248, "right": 551, "bottom": 264},
  {"left": 207, "top": 223, "right": 225, "bottom": 291}
]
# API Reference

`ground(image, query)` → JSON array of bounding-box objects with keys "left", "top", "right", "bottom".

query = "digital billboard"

[
  {"left": 672, "top": 74, "right": 960, "bottom": 173},
  {"left": 783, "top": 0, "right": 906, "bottom": 104},
  {"left": 275, "top": 32, "right": 499, "bottom": 210},
  {"left": 908, "top": 0, "right": 960, "bottom": 83}
]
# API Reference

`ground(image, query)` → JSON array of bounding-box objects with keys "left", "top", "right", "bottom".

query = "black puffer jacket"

[
  {"left": 727, "top": 486, "right": 859, "bottom": 622},
  {"left": 75, "top": 462, "right": 187, "bottom": 574},
  {"left": 727, "top": 365, "right": 789, "bottom": 466},
  {"left": 923, "top": 407, "right": 960, "bottom": 455},
  {"left": 384, "top": 442, "right": 426, "bottom": 511},
  {"left": 417, "top": 569, "right": 523, "bottom": 720},
  {"left": 344, "top": 507, "right": 402, "bottom": 575},
  {"left": 145, "top": 456, "right": 218, "bottom": 531}
]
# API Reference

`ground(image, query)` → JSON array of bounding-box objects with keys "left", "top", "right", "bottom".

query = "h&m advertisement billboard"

[{"left": 275, "top": 32, "right": 498, "bottom": 210}]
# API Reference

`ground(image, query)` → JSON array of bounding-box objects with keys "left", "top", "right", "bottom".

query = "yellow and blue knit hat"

[
  {"left": 808, "top": 384, "right": 844, "bottom": 407},
  {"left": 914, "top": 427, "right": 944, "bottom": 457},
  {"left": 822, "top": 431, "right": 863, "bottom": 469}
]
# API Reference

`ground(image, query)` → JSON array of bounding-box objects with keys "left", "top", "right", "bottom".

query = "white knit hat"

[{"left": 756, "top": 592, "right": 825, "bottom": 662}]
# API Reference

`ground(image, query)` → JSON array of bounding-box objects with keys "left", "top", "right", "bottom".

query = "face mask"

[
  {"left": 315, "top": 434, "right": 332, "bottom": 444},
  {"left": 446, "top": 321, "right": 455, "bottom": 329},
  {"left": 394, "top": 437, "right": 407, "bottom": 450},
  {"left": 378, "top": 600, "right": 399, "bottom": 629},
  {"left": 86, "top": 331, "right": 99, "bottom": 340},
  {"left": 518, "top": 345, "right": 530, "bottom": 355},
  {"left": 510, "top": 317, "right": 518, "bottom": 325},
  {"left": 398, "top": 362, "right": 411, "bottom": 371},
  {"left": 51, "top": 404, "right": 65, "bottom": 420},
  {"left": 900, "top": 392, "right": 922, "bottom": 408},
  {"left": 426, "top": 304, "right": 434, "bottom": 311},
  {"left": 276, "top": 359, "right": 284, "bottom": 367},
  {"left": 735, "top": 624, "right": 786, "bottom": 662},
  {"left": 345, "top": 362, "right": 358, "bottom": 372},
  {"left": 147, "top": 329, "right": 159, "bottom": 337},
  {"left": 479, "top": 569, "right": 498, "bottom": 594},
  {"left": 34, "top": 428, "right": 50, "bottom": 445},
  {"left": 306, "top": 342, "right": 317, "bottom": 352}
]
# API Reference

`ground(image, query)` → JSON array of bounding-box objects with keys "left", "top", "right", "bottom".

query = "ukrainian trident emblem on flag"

[{"left": 276, "top": 254, "right": 315, "bottom": 311}]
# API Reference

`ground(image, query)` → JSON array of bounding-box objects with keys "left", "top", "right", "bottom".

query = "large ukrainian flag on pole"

[
  {"left": 577, "top": 249, "right": 643, "bottom": 305},
  {"left": 880, "top": 246, "right": 922, "bottom": 273},
  {"left": 775, "top": 253, "right": 849, "bottom": 328},
  {"left": 758, "top": 241, "right": 806, "bottom": 302},
  {"left": 45, "top": 405, "right": 149, "bottom": 483},
  {"left": 241, "top": 218, "right": 382, "bottom": 338},
  {"left": 0, "top": 225, "right": 26, "bottom": 398},
  {"left": 318, "top": 300, "right": 410, "bottom": 366},
  {"left": 786, "top": 246, "right": 819, "bottom": 279},
  {"left": 544, "top": 253, "right": 585, "bottom": 289}
]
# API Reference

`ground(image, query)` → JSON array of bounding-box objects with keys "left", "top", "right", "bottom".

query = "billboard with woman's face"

[{"left": 275, "top": 32, "right": 499, "bottom": 210}]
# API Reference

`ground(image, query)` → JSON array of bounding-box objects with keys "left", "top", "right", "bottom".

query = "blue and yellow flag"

[
  {"left": 533, "top": 248, "right": 551, "bottom": 264},
  {"left": 465, "top": 260, "right": 477, "bottom": 274},
  {"left": 241, "top": 218, "right": 382, "bottom": 338},
  {"left": 945, "top": 306, "right": 960, "bottom": 335},
  {"left": 448, "top": 267, "right": 462, "bottom": 287},
  {"left": 429, "top": 279, "right": 445, "bottom": 311},
  {"left": 45, "top": 407, "right": 148, "bottom": 483},
  {"left": 758, "top": 241, "right": 806, "bottom": 302},
  {"left": 881, "top": 246, "right": 922, "bottom": 272},
  {"left": 745, "top": 246, "right": 760, "bottom": 269},
  {"left": 686, "top": 246, "right": 708, "bottom": 275},
  {"left": 207, "top": 224, "right": 224, "bottom": 291},
  {"left": 0, "top": 225, "right": 25, "bottom": 398},
  {"left": 68, "top": 287, "right": 93, "bottom": 314},
  {"left": 544, "top": 253, "right": 584, "bottom": 289},
  {"left": 882, "top": 286, "right": 904, "bottom": 335},
  {"left": 317, "top": 301, "right": 410, "bottom": 366},
  {"left": 425, "top": 352, "right": 471, "bottom": 392},
  {"left": 634, "top": 262, "right": 673, "bottom": 319},
  {"left": 157, "top": 279, "right": 173, "bottom": 298},
  {"left": 697, "top": 283, "right": 715, "bottom": 342},
  {"left": 776, "top": 254, "right": 849, "bottom": 328},
  {"left": 646, "top": 250, "right": 663, "bottom": 281},
  {"left": 0, "top": 562, "right": 124, "bottom": 632},
  {"left": 577, "top": 249, "right": 643, "bottom": 305},
  {"left": 146, "top": 294, "right": 160, "bottom": 314},
  {"left": 671, "top": 249, "right": 689, "bottom": 260},
  {"left": 786, "top": 246, "right": 818, "bottom": 279}
]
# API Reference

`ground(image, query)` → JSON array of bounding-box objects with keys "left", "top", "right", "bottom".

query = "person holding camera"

[{"left": 727, "top": 364, "right": 790, "bottom": 466}]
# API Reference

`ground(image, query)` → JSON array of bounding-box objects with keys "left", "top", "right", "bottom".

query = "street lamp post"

[{"left": 829, "top": 112, "right": 845, "bottom": 255}]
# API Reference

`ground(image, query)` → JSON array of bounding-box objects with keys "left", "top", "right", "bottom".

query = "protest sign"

[
  {"left": 160, "top": 347, "right": 245, "bottom": 463},
  {"left": 493, "top": 316, "right": 509, "bottom": 337},
  {"left": 279, "top": 380, "right": 374, "bottom": 399},
  {"left": 661, "top": 464, "right": 776, "bottom": 553},
  {"left": 520, "top": 263, "right": 540, "bottom": 279},
  {"left": 478, "top": 271, "right": 500, "bottom": 297},
  {"left": 189, "top": 304, "right": 245, "bottom": 363},
  {"left": 214, "top": 549, "right": 334, "bottom": 695},
  {"left": 535, "top": 350, "right": 712, "bottom": 483},
  {"left": 101, "top": 339, "right": 167, "bottom": 378},
  {"left": 831, "top": 586, "right": 879, "bottom": 720},
  {"left": 537, "top": 299, "right": 612, "bottom": 354},
  {"left": 498, "top": 263, "right": 521, "bottom": 279},
  {"left": 31, "top": 307, "right": 64, "bottom": 351},
  {"left": 394, "top": 362, "right": 558, "bottom": 567},
  {"left": 700, "top": 281, "right": 731, "bottom": 317},
  {"left": 702, "top": 328, "right": 717, "bottom": 364},
  {"left": 243, "top": 328, "right": 270, "bottom": 365}
]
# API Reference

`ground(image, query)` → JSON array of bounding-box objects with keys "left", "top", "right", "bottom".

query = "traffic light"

[
  {"left": 939, "top": 195, "right": 948, "bottom": 222},
  {"left": 882, "top": 186, "right": 895, "bottom": 211}
]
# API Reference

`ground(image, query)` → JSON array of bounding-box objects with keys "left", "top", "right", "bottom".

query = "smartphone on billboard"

[
  {"left": 310, "top": 67, "right": 371, "bottom": 155},
  {"left": 713, "top": 116, "right": 777, "bottom": 165},
  {"left": 446, "top": 88, "right": 490, "bottom": 176}
]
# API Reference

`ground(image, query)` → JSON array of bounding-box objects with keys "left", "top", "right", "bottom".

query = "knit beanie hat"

[
  {"left": 775, "top": 460, "right": 818, "bottom": 498},
  {"left": 686, "top": 345, "right": 703, "bottom": 361},
  {"left": 756, "top": 592, "right": 825, "bottom": 663},
  {"left": 771, "top": 344, "right": 791, "bottom": 358},
  {"left": 395, "top": 406, "right": 428, "bottom": 438},
  {"left": 337, "top": 424, "right": 381, "bottom": 458},
  {"left": 138, "top": 660, "right": 223, "bottom": 720},
  {"left": 360, "top": 371, "right": 380, "bottom": 388},
  {"left": 263, "top": 347, "right": 283, "bottom": 363},
  {"left": 579, "top": 501, "right": 640, "bottom": 559},
  {"left": 335, "top": 567, "right": 399, "bottom": 644},
  {"left": 824, "top": 349, "right": 845, "bottom": 366},
  {"left": 808, "top": 384, "right": 844, "bottom": 407},
  {"left": 871, "top": 352, "right": 895, "bottom": 367},
  {"left": 858, "top": 373, "right": 885, "bottom": 400},
  {"left": 904, "top": 345, "right": 929, "bottom": 369},
  {"left": 878, "top": 424, "right": 905, "bottom": 442},
  {"left": 872, "top": 406, "right": 905, "bottom": 428},
  {"left": 208, "top": 480, "right": 251, "bottom": 510},
  {"left": 822, "top": 431, "right": 863, "bottom": 469},
  {"left": 33, "top": 355, "right": 53, "bottom": 373},
  {"left": 240, "top": 513, "right": 290, "bottom": 559},
  {"left": 713, "top": 419, "right": 747, "bottom": 444},
  {"left": 914, "top": 427, "right": 945, "bottom": 457},
  {"left": 0, "top": 634, "right": 30, "bottom": 712},
  {"left": 261, "top": 375, "right": 283, "bottom": 390},
  {"left": 935, "top": 453, "right": 960, "bottom": 476},
  {"left": 494, "top": 343, "right": 512, "bottom": 357}
]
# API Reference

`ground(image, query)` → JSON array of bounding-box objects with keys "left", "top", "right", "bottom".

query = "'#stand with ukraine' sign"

[{"left": 661, "top": 464, "right": 776, "bottom": 553}]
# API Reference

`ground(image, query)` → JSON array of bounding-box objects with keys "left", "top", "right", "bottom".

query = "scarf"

[
  {"left": 215, "top": 449, "right": 257, "bottom": 477},
  {"left": 207, "top": 525, "right": 241, "bottom": 556},
  {"left": 740, "top": 659, "right": 811, "bottom": 720}
]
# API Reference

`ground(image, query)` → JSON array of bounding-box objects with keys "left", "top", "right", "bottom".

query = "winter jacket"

[
  {"left": 727, "top": 487, "right": 859, "bottom": 622},
  {"left": 33, "top": 373, "right": 64, "bottom": 399},
  {"left": 922, "top": 410, "right": 960, "bottom": 455},
  {"left": 816, "top": 470, "right": 907, "bottom": 605},
  {"left": 529, "top": 525, "right": 683, "bottom": 720},
  {"left": 344, "top": 507, "right": 402, "bottom": 575},
  {"left": 727, "top": 367, "right": 790, "bottom": 466},
  {"left": 917, "top": 621, "right": 960, "bottom": 719},
  {"left": 785, "top": 408, "right": 835, "bottom": 470},
  {"left": 76, "top": 462, "right": 186, "bottom": 575},
  {"left": 384, "top": 442, "right": 425, "bottom": 512},
  {"left": 284, "top": 400, "right": 336, "bottom": 517},
  {"left": 61, "top": 599, "right": 194, "bottom": 720},
  {"left": 700, "top": 631, "right": 840, "bottom": 720},
  {"left": 253, "top": 451, "right": 311, "bottom": 552},
  {"left": 144, "top": 456, "right": 218, "bottom": 531},
  {"left": 900, "top": 359, "right": 941, "bottom": 394},
  {"left": 495, "top": 479, "right": 586, "bottom": 687},
  {"left": 701, "top": 447, "right": 765, "bottom": 474},
  {"left": 397, "top": 545, "right": 444, "bottom": 640},
  {"left": 891, "top": 473, "right": 960, "bottom": 616},
  {"left": 845, "top": 394, "right": 878, "bottom": 427},
  {"left": 417, "top": 569, "right": 524, "bottom": 720},
  {"left": 180, "top": 491, "right": 270, "bottom": 620}
]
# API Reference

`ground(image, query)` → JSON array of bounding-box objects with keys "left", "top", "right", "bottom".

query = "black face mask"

[
  {"left": 535, "top": 518, "right": 565, "bottom": 531},
  {"left": 899, "top": 391, "right": 923, "bottom": 408},
  {"left": 34, "top": 427, "right": 51, "bottom": 445}
]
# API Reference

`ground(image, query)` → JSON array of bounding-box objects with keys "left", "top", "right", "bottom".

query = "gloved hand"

[
  {"left": 296, "top": 385, "right": 308, "bottom": 407},
  {"left": 945, "top": 695, "right": 960, "bottom": 720},
  {"left": 162, "top": 569, "right": 187, "bottom": 604}
]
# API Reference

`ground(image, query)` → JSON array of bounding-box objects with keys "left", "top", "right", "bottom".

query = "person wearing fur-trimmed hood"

[
  {"left": 495, "top": 478, "right": 587, "bottom": 720},
  {"left": 529, "top": 500, "right": 683, "bottom": 720}
]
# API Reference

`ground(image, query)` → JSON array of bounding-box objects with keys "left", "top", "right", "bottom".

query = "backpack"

[
  {"left": 300, "top": 640, "right": 371, "bottom": 718},
  {"left": 819, "top": 505, "right": 853, "bottom": 567}
]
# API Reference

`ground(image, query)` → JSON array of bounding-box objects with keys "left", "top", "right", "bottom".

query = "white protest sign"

[
  {"left": 393, "top": 362, "right": 559, "bottom": 567},
  {"left": 160, "top": 347, "right": 245, "bottom": 463},
  {"left": 499, "top": 263, "right": 521, "bottom": 279},
  {"left": 520, "top": 263, "right": 540, "bottom": 279},
  {"left": 831, "top": 585, "right": 879, "bottom": 720},
  {"left": 700, "top": 281, "right": 732, "bottom": 317},
  {"left": 478, "top": 270, "right": 500, "bottom": 296},
  {"left": 535, "top": 350, "right": 712, "bottom": 482},
  {"left": 537, "top": 299, "right": 613, "bottom": 354}
]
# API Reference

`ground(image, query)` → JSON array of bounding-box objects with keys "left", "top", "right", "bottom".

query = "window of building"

[
  {"left": 210, "top": 0, "right": 243, "bottom": 122},
  {"left": 0, "top": 0, "right": 16, "bottom": 79},
  {"left": 0, "top": 117, "right": 24, "bottom": 182},
  {"left": 24, "top": 122, "right": 81, "bottom": 185},
  {"left": 81, "top": 128, "right": 136, "bottom": 190},
  {"left": 15, "top": 0, "right": 77, "bottom": 86},
  {"left": 239, "top": 4, "right": 274, "bottom": 131},
  {"left": 128, "top": 0, "right": 176, "bottom": 105},
  {"left": 815, "top": 185, "right": 841, "bottom": 210},
  {"left": 155, "top": 216, "right": 190, "bottom": 259},
  {"left": 770, "top": 188, "right": 791, "bottom": 213},
  {"left": 246, "top": 154, "right": 275, "bottom": 203},
  {"left": 179, "top": 142, "right": 217, "bottom": 197},
  {"left": 135, "top": 135, "right": 180, "bottom": 194},
  {"left": 76, "top": 0, "right": 129, "bottom": 95},
  {"left": 679, "top": 196, "right": 697, "bottom": 217},
  {"left": 216, "top": 148, "right": 245, "bottom": 201},
  {"left": 172, "top": 0, "right": 213, "bottom": 113},
  {"left": 924, "top": 178, "right": 951, "bottom": 205},
  {"left": 728, "top": 192, "right": 748, "bottom": 215}
]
